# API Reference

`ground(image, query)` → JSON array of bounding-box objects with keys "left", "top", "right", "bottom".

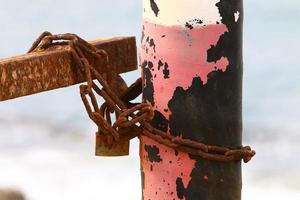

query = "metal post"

[{"left": 140, "top": 0, "right": 243, "bottom": 199}]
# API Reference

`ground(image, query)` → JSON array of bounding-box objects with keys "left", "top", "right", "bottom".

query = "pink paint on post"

[
  {"left": 141, "top": 21, "right": 228, "bottom": 117},
  {"left": 141, "top": 20, "right": 229, "bottom": 199}
]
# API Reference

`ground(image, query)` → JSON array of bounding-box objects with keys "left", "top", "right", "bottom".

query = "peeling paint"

[
  {"left": 150, "top": 0, "right": 160, "bottom": 17},
  {"left": 143, "top": 0, "right": 223, "bottom": 27},
  {"left": 141, "top": 21, "right": 228, "bottom": 114},
  {"left": 141, "top": 0, "right": 244, "bottom": 199}
]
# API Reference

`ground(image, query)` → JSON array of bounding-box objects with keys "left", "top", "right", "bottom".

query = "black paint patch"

[
  {"left": 141, "top": 25, "right": 145, "bottom": 43},
  {"left": 175, "top": 150, "right": 179, "bottom": 156},
  {"left": 141, "top": 60, "right": 148, "bottom": 68},
  {"left": 144, "top": 145, "right": 162, "bottom": 163},
  {"left": 149, "top": 38, "right": 156, "bottom": 52},
  {"left": 141, "top": 168, "right": 145, "bottom": 200},
  {"left": 185, "top": 22, "right": 194, "bottom": 30},
  {"left": 151, "top": 110, "right": 169, "bottom": 132},
  {"left": 150, "top": 0, "right": 160, "bottom": 17},
  {"left": 176, "top": 159, "right": 241, "bottom": 200},
  {"left": 207, "top": 1, "right": 243, "bottom": 67},
  {"left": 163, "top": 63, "right": 170, "bottom": 79},
  {"left": 142, "top": 61, "right": 154, "bottom": 105},
  {"left": 185, "top": 19, "right": 204, "bottom": 30},
  {"left": 169, "top": 73, "right": 241, "bottom": 146},
  {"left": 141, "top": 169, "right": 145, "bottom": 190},
  {"left": 176, "top": 177, "right": 185, "bottom": 199},
  {"left": 169, "top": 1, "right": 243, "bottom": 200},
  {"left": 158, "top": 60, "right": 164, "bottom": 70},
  {"left": 148, "top": 61, "right": 154, "bottom": 69},
  {"left": 145, "top": 36, "right": 156, "bottom": 53},
  {"left": 157, "top": 60, "right": 170, "bottom": 79}
]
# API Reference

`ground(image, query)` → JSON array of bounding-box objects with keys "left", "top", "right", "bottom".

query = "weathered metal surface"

[
  {"left": 0, "top": 36, "right": 137, "bottom": 101},
  {"left": 96, "top": 135, "right": 130, "bottom": 156},
  {"left": 72, "top": 32, "right": 254, "bottom": 160},
  {"left": 140, "top": 0, "right": 244, "bottom": 200}
]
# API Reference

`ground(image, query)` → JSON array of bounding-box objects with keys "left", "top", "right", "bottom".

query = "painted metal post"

[{"left": 140, "top": 0, "right": 243, "bottom": 199}]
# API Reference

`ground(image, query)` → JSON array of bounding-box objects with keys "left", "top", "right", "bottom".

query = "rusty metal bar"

[{"left": 0, "top": 36, "right": 137, "bottom": 101}]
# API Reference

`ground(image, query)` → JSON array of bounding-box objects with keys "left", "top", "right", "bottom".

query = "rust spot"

[{"left": 203, "top": 175, "right": 209, "bottom": 181}]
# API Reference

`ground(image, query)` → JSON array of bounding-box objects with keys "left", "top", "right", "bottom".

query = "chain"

[{"left": 29, "top": 32, "right": 256, "bottom": 163}]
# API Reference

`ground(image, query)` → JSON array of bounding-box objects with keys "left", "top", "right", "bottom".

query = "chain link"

[{"left": 29, "top": 32, "right": 256, "bottom": 163}]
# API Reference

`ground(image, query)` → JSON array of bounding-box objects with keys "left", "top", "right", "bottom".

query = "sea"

[{"left": 0, "top": 0, "right": 299, "bottom": 199}]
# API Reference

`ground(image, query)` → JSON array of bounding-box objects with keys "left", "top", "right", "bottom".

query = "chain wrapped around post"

[{"left": 29, "top": 32, "right": 256, "bottom": 163}]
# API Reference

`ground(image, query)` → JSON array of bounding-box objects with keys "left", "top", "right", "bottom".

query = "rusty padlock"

[{"left": 95, "top": 133, "right": 130, "bottom": 156}]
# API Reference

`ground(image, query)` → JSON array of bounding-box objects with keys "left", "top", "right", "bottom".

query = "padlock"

[{"left": 95, "top": 132, "right": 130, "bottom": 156}]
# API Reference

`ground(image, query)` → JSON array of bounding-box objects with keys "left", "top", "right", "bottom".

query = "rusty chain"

[{"left": 29, "top": 32, "right": 256, "bottom": 163}]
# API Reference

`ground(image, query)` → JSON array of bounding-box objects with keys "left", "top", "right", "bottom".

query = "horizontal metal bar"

[{"left": 0, "top": 36, "right": 137, "bottom": 101}]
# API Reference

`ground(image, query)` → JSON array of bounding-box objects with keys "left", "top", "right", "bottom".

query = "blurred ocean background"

[{"left": 0, "top": 0, "right": 299, "bottom": 199}]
